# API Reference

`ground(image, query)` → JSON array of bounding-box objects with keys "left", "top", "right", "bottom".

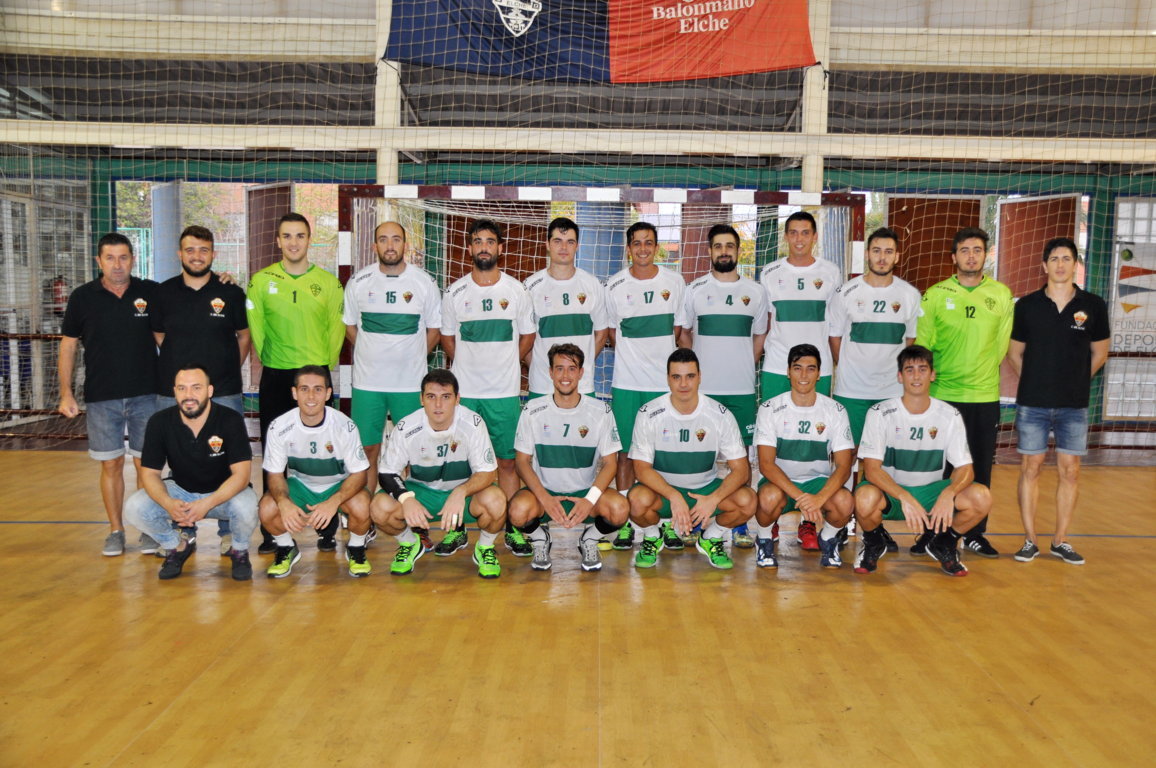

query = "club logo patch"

[
  {"left": 741, "top": 295, "right": 751, "bottom": 306},
  {"left": 492, "top": 0, "right": 541, "bottom": 37},
  {"left": 1073, "top": 311, "right": 1087, "bottom": 327},
  {"left": 577, "top": 292, "right": 587, "bottom": 305},
  {"left": 210, "top": 297, "right": 225, "bottom": 314},
  {"left": 891, "top": 302, "right": 901, "bottom": 313},
  {"left": 310, "top": 283, "right": 322, "bottom": 297},
  {"left": 813, "top": 279, "right": 824, "bottom": 290},
  {"left": 133, "top": 298, "right": 148, "bottom": 314},
  {"left": 325, "top": 441, "right": 334, "bottom": 454},
  {"left": 695, "top": 428, "right": 706, "bottom": 442},
  {"left": 208, "top": 435, "right": 224, "bottom": 454},
  {"left": 816, "top": 422, "right": 826, "bottom": 435},
  {"left": 403, "top": 291, "right": 413, "bottom": 304},
  {"left": 578, "top": 425, "right": 589, "bottom": 438},
  {"left": 929, "top": 427, "right": 938, "bottom": 439},
  {"left": 985, "top": 297, "right": 996, "bottom": 311},
  {"left": 450, "top": 441, "right": 459, "bottom": 453},
  {"left": 499, "top": 298, "right": 509, "bottom": 310},
  {"left": 661, "top": 289, "right": 671, "bottom": 302}
]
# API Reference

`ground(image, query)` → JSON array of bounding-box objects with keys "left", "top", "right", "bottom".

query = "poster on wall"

[{"left": 1104, "top": 236, "right": 1156, "bottom": 422}]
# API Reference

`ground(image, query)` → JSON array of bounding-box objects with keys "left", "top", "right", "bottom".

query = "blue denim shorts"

[
  {"left": 1015, "top": 405, "right": 1089, "bottom": 456},
  {"left": 86, "top": 395, "right": 160, "bottom": 460}
]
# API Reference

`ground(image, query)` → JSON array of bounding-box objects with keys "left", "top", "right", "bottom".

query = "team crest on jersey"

[
  {"left": 577, "top": 292, "right": 587, "bottom": 305},
  {"left": 985, "top": 297, "right": 996, "bottom": 311},
  {"left": 695, "top": 428, "right": 706, "bottom": 442},
  {"left": 578, "top": 425, "right": 589, "bottom": 438},
  {"left": 210, "top": 297, "right": 225, "bottom": 315},
  {"left": 492, "top": 0, "right": 542, "bottom": 37},
  {"left": 816, "top": 422, "right": 826, "bottom": 435},
  {"left": 813, "top": 279, "right": 824, "bottom": 290},
  {"left": 499, "top": 298, "right": 509, "bottom": 310},
  {"left": 310, "top": 283, "right": 322, "bottom": 297},
  {"left": 403, "top": 291, "right": 413, "bottom": 303},
  {"left": 1073, "top": 311, "right": 1087, "bottom": 327},
  {"left": 661, "top": 289, "right": 671, "bottom": 301},
  {"left": 741, "top": 295, "right": 751, "bottom": 306},
  {"left": 325, "top": 441, "right": 334, "bottom": 454},
  {"left": 891, "top": 302, "right": 901, "bottom": 313},
  {"left": 133, "top": 298, "right": 148, "bottom": 314},
  {"left": 929, "top": 427, "right": 938, "bottom": 439},
  {"left": 208, "top": 435, "right": 224, "bottom": 455},
  {"left": 450, "top": 440, "right": 459, "bottom": 453}
]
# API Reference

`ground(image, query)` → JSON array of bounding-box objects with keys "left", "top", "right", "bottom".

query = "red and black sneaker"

[
  {"left": 797, "top": 520, "right": 820, "bottom": 551},
  {"left": 926, "top": 533, "right": 968, "bottom": 577}
]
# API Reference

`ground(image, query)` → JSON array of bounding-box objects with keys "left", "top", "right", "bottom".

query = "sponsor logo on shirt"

[
  {"left": 208, "top": 435, "right": 224, "bottom": 456},
  {"left": 661, "top": 428, "right": 672, "bottom": 442},
  {"left": 268, "top": 280, "right": 278, "bottom": 295}
]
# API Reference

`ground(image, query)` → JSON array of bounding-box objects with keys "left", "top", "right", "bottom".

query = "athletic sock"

[
  {"left": 348, "top": 532, "right": 367, "bottom": 547},
  {"left": 581, "top": 525, "right": 602, "bottom": 541},
  {"left": 478, "top": 530, "right": 497, "bottom": 547},
  {"left": 946, "top": 527, "right": 963, "bottom": 543},
  {"left": 754, "top": 522, "right": 776, "bottom": 539},
  {"left": 395, "top": 527, "right": 418, "bottom": 545},
  {"left": 527, "top": 526, "right": 548, "bottom": 542},
  {"left": 594, "top": 515, "right": 619, "bottom": 536},
  {"left": 642, "top": 525, "right": 660, "bottom": 539},
  {"left": 703, "top": 521, "right": 727, "bottom": 540},
  {"left": 820, "top": 521, "right": 840, "bottom": 541},
  {"left": 273, "top": 532, "right": 293, "bottom": 547},
  {"left": 519, "top": 518, "right": 542, "bottom": 537}
]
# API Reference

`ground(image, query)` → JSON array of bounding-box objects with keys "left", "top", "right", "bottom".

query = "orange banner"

[{"left": 609, "top": 0, "right": 816, "bottom": 83}]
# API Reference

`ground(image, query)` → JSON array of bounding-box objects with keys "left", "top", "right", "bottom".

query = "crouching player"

[
  {"left": 258, "top": 365, "right": 374, "bottom": 578},
  {"left": 628, "top": 348, "right": 756, "bottom": 570},
  {"left": 754, "top": 344, "right": 854, "bottom": 569},
  {"left": 508, "top": 343, "right": 629, "bottom": 572},
  {"left": 370, "top": 369, "right": 507, "bottom": 578},
  {"left": 853, "top": 346, "right": 993, "bottom": 576}
]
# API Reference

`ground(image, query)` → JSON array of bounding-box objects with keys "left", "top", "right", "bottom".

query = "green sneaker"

[
  {"left": 434, "top": 529, "right": 468, "bottom": 556},
  {"left": 473, "top": 544, "right": 501, "bottom": 579},
  {"left": 390, "top": 540, "right": 424, "bottom": 575},
  {"left": 346, "top": 545, "right": 372, "bottom": 577},
  {"left": 633, "top": 536, "right": 663, "bottom": 568},
  {"left": 660, "top": 522, "right": 684, "bottom": 551},
  {"left": 504, "top": 528, "right": 532, "bottom": 557},
  {"left": 266, "top": 544, "right": 300, "bottom": 578},
  {"left": 612, "top": 522, "right": 635, "bottom": 550},
  {"left": 696, "top": 534, "right": 733, "bottom": 570}
]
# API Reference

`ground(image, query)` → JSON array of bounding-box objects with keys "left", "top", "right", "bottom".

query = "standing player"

[
  {"left": 58, "top": 232, "right": 160, "bottom": 556},
  {"left": 627, "top": 348, "right": 756, "bottom": 570},
  {"left": 1006, "top": 238, "right": 1109, "bottom": 565},
  {"left": 916, "top": 227, "right": 1013, "bottom": 558},
  {"left": 753, "top": 344, "right": 854, "bottom": 569},
  {"left": 853, "top": 345, "right": 993, "bottom": 576},
  {"left": 827, "top": 227, "right": 920, "bottom": 552},
  {"left": 508, "top": 343, "right": 629, "bottom": 572},
  {"left": 678, "top": 223, "right": 768, "bottom": 548},
  {"left": 153, "top": 225, "right": 250, "bottom": 554},
  {"left": 606, "top": 221, "right": 687, "bottom": 549},
  {"left": 246, "top": 212, "right": 345, "bottom": 552},
  {"left": 759, "top": 211, "right": 843, "bottom": 551},
  {"left": 370, "top": 369, "right": 507, "bottom": 579},
  {"left": 439, "top": 219, "right": 535, "bottom": 555},
  {"left": 258, "top": 366, "right": 374, "bottom": 578},
  {"left": 525, "top": 217, "right": 609, "bottom": 400},
  {"left": 344, "top": 221, "right": 441, "bottom": 493}
]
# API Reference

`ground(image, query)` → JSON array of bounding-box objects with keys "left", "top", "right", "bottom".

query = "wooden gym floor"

[{"left": 1, "top": 450, "right": 1153, "bottom": 767}]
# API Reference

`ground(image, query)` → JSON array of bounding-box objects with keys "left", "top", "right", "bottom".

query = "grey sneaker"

[
  {"left": 578, "top": 536, "right": 602, "bottom": 572},
  {"left": 530, "top": 532, "right": 552, "bottom": 571},
  {"left": 103, "top": 530, "right": 125, "bottom": 557},
  {"left": 1014, "top": 540, "right": 1040, "bottom": 562},
  {"left": 138, "top": 533, "right": 159, "bottom": 555},
  {"left": 219, "top": 533, "right": 233, "bottom": 557},
  {"left": 1050, "top": 542, "right": 1085, "bottom": 565}
]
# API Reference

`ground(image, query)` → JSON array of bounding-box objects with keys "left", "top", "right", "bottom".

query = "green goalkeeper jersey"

[
  {"left": 916, "top": 275, "right": 1013, "bottom": 403},
  {"left": 246, "top": 261, "right": 345, "bottom": 369}
]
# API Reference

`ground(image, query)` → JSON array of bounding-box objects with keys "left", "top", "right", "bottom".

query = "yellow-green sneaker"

[
  {"left": 473, "top": 544, "right": 501, "bottom": 579},
  {"left": 390, "top": 540, "right": 424, "bottom": 575},
  {"left": 266, "top": 544, "right": 300, "bottom": 578},
  {"left": 346, "top": 545, "right": 372, "bottom": 577},
  {"left": 633, "top": 536, "right": 663, "bottom": 568},
  {"left": 696, "top": 534, "right": 733, "bottom": 570}
]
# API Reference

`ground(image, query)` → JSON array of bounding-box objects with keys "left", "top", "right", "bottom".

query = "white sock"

[
  {"left": 820, "top": 521, "right": 841, "bottom": 541},
  {"left": 478, "top": 530, "right": 497, "bottom": 547},
  {"left": 395, "top": 527, "right": 418, "bottom": 545},
  {"left": 704, "top": 521, "right": 727, "bottom": 540},
  {"left": 642, "top": 525, "right": 660, "bottom": 539},
  {"left": 348, "top": 532, "right": 367, "bottom": 547},
  {"left": 273, "top": 532, "right": 293, "bottom": 547},
  {"left": 754, "top": 522, "right": 776, "bottom": 539},
  {"left": 581, "top": 525, "right": 601, "bottom": 541},
  {"left": 527, "top": 526, "right": 548, "bottom": 542}
]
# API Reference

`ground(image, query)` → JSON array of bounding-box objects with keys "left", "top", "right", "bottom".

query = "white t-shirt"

[
  {"left": 514, "top": 394, "right": 621, "bottom": 493},
  {"left": 760, "top": 257, "right": 843, "bottom": 376},
  {"left": 629, "top": 393, "right": 746, "bottom": 489},
  {"left": 441, "top": 271, "right": 536, "bottom": 399},
  {"left": 828, "top": 275, "right": 920, "bottom": 400},
  {"left": 754, "top": 392, "right": 854, "bottom": 483},
  {"left": 859, "top": 397, "right": 972, "bottom": 488},
  {"left": 379, "top": 405, "right": 497, "bottom": 493},
  {"left": 606, "top": 265, "right": 687, "bottom": 392},
  {"left": 263, "top": 406, "right": 370, "bottom": 494},
  {"left": 524, "top": 267, "right": 609, "bottom": 395},
  {"left": 343, "top": 262, "right": 441, "bottom": 393},
  {"left": 682, "top": 272, "right": 768, "bottom": 395}
]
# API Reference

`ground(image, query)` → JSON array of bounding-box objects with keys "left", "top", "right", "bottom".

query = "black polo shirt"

[
  {"left": 141, "top": 403, "right": 252, "bottom": 493},
  {"left": 60, "top": 277, "right": 159, "bottom": 402},
  {"left": 153, "top": 273, "right": 248, "bottom": 396},
  {"left": 1012, "top": 285, "right": 1110, "bottom": 408}
]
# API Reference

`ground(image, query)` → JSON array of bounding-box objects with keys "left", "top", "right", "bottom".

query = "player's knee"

[
  {"left": 601, "top": 492, "right": 630, "bottom": 525},
  {"left": 474, "top": 486, "right": 507, "bottom": 521},
  {"left": 100, "top": 456, "right": 125, "bottom": 475}
]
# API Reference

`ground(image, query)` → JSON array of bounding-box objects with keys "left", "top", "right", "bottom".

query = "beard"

[
  {"left": 868, "top": 263, "right": 894, "bottom": 277},
  {"left": 473, "top": 253, "right": 498, "bottom": 271},
  {"left": 180, "top": 397, "right": 209, "bottom": 419},
  {"left": 377, "top": 251, "right": 404, "bottom": 267},
  {"left": 183, "top": 263, "right": 212, "bottom": 278},
  {"left": 713, "top": 258, "right": 737, "bottom": 273}
]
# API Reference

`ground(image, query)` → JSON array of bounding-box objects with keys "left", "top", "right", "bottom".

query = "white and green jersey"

[
  {"left": 525, "top": 267, "right": 609, "bottom": 395},
  {"left": 514, "top": 395, "right": 621, "bottom": 493},
  {"left": 606, "top": 266, "right": 687, "bottom": 391},
  {"left": 343, "top": 262, "right": 441, "bottom": 393},
  {"left": 828, "top": 275, "right": 920, "bottom": 400},
  {"left": 629, "top": 393, "right": 746, "bottom": 490},
  {"left": 754, "top": 392, "right": 854, "bottom": 484},
  {"left": 263, "top": 406, "right": 369, "bottom": 494},
  {"left": 859, "top": 397, "right": 971, "bottom": 487},
  {"left": 441, "top": 272, "right": 536, "bottom": 399},
  {"left": 379, "top": 405, "right": 497, "bottom": 493},
  {"left": 759, "top": 257, "right": 843, "bottom": 376},
  {"left": 683, "top": 272, "right": 768, "bottom": 396}
]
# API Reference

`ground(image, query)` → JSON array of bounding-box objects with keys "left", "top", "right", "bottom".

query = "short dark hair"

[
  {"left": 788, "top": 343, "right": 822, "bottom": 368},
  {"left": 97, "top": 232, "right": 134, "bottom": 257},
  {"left": 294, "top": 364, "right": 332, "bottom": 389},
  {"left": 468, "top": 219, "right": 503, "bottom": 244},
  {"left": 547, "top": 342, "right": 584, "bottom": 369},
  {"left": 626, "top": 221, "right": 658, "bottom": 243},
  {"left": 897, "top": 344, "right": 934, "bottom": 372},
  {"left": 374, "top": 221, "right": 407, "bottom": 242},
  {"left": 785, "top": 211, "right": 817, "bottom": 233},
  {"left": 866, "top": 227, "right": 899, "bottom": 250},
  {"left": 174, "top": 363, "right": 211, "bottom": 385},
  {"left": 277, "top": 212, "right": 311, "bottom": 236},
  {"left": 707, "top": 224, "right": 740, "bottom": 248},
  {"left": 548, "top": 217, "right": 579, "bottom": 241},
  {"left": 421, "top": 368, "right": 459, "bottom": 395},
  {"left": 667, "top": 347, "right": 699, "bottom": 373},
  {"left": 179, "top": 225, "right": 214, "bottom": 247},
  {"left": 1042, "top": 236, "right": 1081, "bottom": 264},
  {"left": 952, "top": 227, "right": 989, "bottom": 252}
]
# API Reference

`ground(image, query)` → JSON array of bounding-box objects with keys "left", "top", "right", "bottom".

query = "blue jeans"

[
  {"left": 124, "top": 480, "right": 258, "bottom": 552},
  {"left": 86, "top": 395, "right": 159, "bottom": 460},
  {"left": 1015, "top": 405, "right": 1089, "bottom": 456}
]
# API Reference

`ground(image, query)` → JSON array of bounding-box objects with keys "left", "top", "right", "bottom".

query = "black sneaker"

[
  {"left": 964, "top": 534, "right": 999, "bottom": 558},
  {"left": 835, "top": 525, "right": 850, "bottom": 551},
  {"left": 229, "top": 549, "right": 252, "bottom": 581},
  {"left": 257, "top": 527, "right": 277, "bottom": 555},
  {"left": 925, "top": 533, "right": 968, "bottom": 577},
  {"left": 1014, "top": 540, "right": 1040, "bottom": 562},
  {"left": 881, "top": 527, "right": 899, "bottom": 554},
  {"left": 1050, "top": 542, "right": 1085, "bottom": 565},
  {"left": 910, "top": 531, "right": 932, "bottom": 556},
  {"left": 505, "top": 529, "right": 533, "bottom": 557},
  {"left": 317, "top": 514, "right": 340, "bottom": 551},
  {"left": 317, "top": 534, "right": 338, "bottom": 552},
  {"left": 611, "top": 522, "right": 635, "bottom": 551},
  {"left": 158, "top": 535, "right": 196, "bottom": 580},
  {"left": 854, "top": 531, "right": 888, "bottom": 574},
  {"left": 434, "top": 529, "right": 469, "bottom": 556},
  {"left": 415, "top": 527, "right": 435, "bottom": 553}
]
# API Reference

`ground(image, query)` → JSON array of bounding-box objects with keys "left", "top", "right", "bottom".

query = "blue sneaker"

[
  {"left": 755, "top": 537, "right": 778, "bottom": 568},
  {"left": 819, "top": 532, "right": 843, "bottom": 568}
]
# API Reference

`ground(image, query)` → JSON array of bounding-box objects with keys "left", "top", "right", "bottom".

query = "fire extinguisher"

[{"left": 44, "top": 275, "right": 68, "bottom": 316}]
